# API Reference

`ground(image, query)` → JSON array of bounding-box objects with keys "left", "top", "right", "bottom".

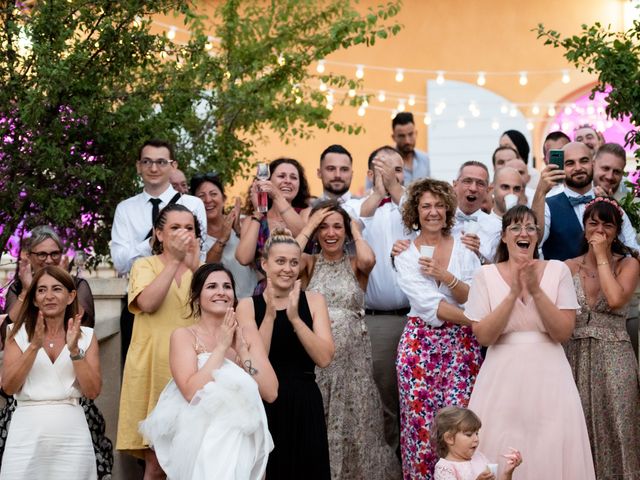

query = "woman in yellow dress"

[{"left": 116, "top": 204, "right": 201, "bottom": 479}]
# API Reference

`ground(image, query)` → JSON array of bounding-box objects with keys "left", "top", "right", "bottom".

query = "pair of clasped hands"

[
  {"left": 31, "top": 311, "right": 84, "bottom": 355},
  {"left": 214, "top": 307, "right": 250, "bottom": 358}
]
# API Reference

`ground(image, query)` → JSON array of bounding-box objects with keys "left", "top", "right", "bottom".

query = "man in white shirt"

[
  {"left": 533, "top": 142, "right": 639, "bottom": 260},
  {"left": 503, "top": 158, "right": 535, "bottom": 207},
  {"left": 485, "top": 167, "right": 527, "bottom": 260},
  {"left": 451, "top": 161, "right": 497, "bottom": 264},
  {"left": 110, "top": 139, "right": 207, "bottom": 365},
  {"left": 356, "top": 145, "right": 409, "bottom": 454},
  {"left": 315, "top": 144, "right": 356, "bottom": 204}
]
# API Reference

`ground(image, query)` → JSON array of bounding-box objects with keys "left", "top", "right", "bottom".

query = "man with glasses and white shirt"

[{"left": 110, "top": 139, "right": 206, "bottom": 364}]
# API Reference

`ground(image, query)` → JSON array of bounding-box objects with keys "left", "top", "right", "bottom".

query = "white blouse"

[{"left": 394, "top": 236, "right": 481, "bottom": 327}]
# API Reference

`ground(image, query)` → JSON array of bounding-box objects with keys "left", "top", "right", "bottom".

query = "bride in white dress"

[
  {"left": 139, "top": 263, "right": 278, "bottom": 480},
  {"left": 1, "top": 266, "right": 101, "bottom": 480}
]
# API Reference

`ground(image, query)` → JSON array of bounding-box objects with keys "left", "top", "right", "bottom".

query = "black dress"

[{"left": 253, "top": 292, "right": 330, "bottom": 480}]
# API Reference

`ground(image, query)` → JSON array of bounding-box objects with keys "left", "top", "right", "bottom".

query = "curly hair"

[
  {"left": 432, "top": 406, "right": 482, "bottom": 459},
  {"left": 401, "top": 178, "right": 457, "bottom": 235}
]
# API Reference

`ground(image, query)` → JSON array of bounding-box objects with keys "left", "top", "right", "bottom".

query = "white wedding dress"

[
  {"left": 0, "top": 325, "right": 97, "bottom": 480},
  {"left": 139, "top": 355, "right": 273, "bottom": 480}
]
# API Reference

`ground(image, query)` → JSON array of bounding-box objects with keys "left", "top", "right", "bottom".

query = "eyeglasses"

[
  {"left": 507, "top": 224, "right": 538, "bottom": 235},
  {"left": 459, "top": 177, "right": 488, "bottom": 189},
  {"left": 192, "top": 172, "right": 220, "bottom": 183},
  {"left": 138, "top": 159, "right": 174, "bottom": 168},
  {"left": 30, "top": 250, "right": 63, "bottom": 261}
]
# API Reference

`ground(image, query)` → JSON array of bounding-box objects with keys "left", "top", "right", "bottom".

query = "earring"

[{"left": 412, "top": 223, "right": 419, "bottom": 231}]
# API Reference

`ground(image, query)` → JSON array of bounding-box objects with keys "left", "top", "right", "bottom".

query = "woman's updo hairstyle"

[
  {"left": 151, "top": 203, "right": 202, "bottom": 255},
  {"left": 262, "top": 228, "right": 301, "bottom": 260}
]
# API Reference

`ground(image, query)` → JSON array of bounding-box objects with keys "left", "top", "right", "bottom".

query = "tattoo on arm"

[{"left": 243, "top": 359, "right": 258, "bottom": 376}]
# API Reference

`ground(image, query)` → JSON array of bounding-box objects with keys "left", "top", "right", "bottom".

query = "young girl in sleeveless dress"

[{"left": 433, "top": 406, "right": 522, "bottom": 480}]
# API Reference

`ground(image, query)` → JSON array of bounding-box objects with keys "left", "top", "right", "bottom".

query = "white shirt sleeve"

[
  {"left": 110, "top": 202, "right": 152, "bottom": 275},
  {"left": 620, "top": 210, "right": 640, "bottom": 251}
]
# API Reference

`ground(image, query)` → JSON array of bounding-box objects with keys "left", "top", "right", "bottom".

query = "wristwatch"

[{"left": 70, "top": 348, "right": 86, "bottom": 361}]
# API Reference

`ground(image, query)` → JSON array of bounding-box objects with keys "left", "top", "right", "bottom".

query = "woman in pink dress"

[{"left": 465, "top": 205, "right": 595, "bottom": 479}]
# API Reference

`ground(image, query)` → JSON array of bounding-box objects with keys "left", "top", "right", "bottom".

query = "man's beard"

[
  {"left": 325, "top": 182, "right": 349, "bottom": 196},
  {"left": 565, "top": 171, "right": 593, "bottom": 190}
]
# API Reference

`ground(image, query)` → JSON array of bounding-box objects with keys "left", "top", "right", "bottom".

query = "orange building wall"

[{"left": 159, "top": 0, "right": 626, "bottom": 200}]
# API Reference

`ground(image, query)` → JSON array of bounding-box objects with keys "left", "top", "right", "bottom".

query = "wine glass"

[
  {"left": 256, "top": 163, "right": 270, "bottom": 213},
  {"left": 75, "top": 251, "right": 86, "bottom": 278}
]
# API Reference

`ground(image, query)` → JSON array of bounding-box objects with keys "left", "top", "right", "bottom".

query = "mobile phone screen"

[{"left": 549, "top": 150, "right": 564, "bottom": 169}]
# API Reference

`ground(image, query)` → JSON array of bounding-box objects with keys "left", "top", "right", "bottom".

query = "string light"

[
  {"left": 531, "top": 104, "right": 540, "bottom": 115},
  {"left": 408, "top": 95, "right": 416, "bottom": 106},
  {"left": 436, "top": 71, "right": 445, "bottom": 85},
  {"left": 500, "top": 104, "right": 509, "bottom": 115},
  {"left": 319, "top": 82, "right": 327, "bottom": 92},
  {"left": 390, "top": 109, "right": 398, "bottom": 119},
  {"left": 526, "top": 121, "right": 534, "bottom": 131},
  {"left": 519, "top": 71, "right": 528, "bottom": 86},
  {"left": 457, "top": 117, "right": 466, "bottom": 129},
  {"left": 348, "top": 88, "right": 356, "bottom": 98},
  {"left": 316, "top": 60, "right": 325, "bottom": 74},
  {"left": 167, "top": 26, "right": 176, "bottom": 40},
  {"left": 423, "top": 114, "right": 431, "bottom": 125},
  {"left": 564, "top": 106, "right": 572, "bottom": 115},
  {"left": 357, "top": 105, "right": 366, "bottom": 116},
  {"left": 586, "top": 105, "right": 595, "bottom": 115},
  {"left": 395, "top": 69, "right": 404, "bottom": 82},
  {"left": 491, "top": 119, "right": 500, "bottom": 130},
  {"left": 355, "top": 65, "right": 364, "bottom": 79},
  {"left": 377, "top": 90, "right": 386, "bottom": 102},
  {"left": 561, "top": 70, "right": 570, "bottom": 84},
  {"left": 547, "top": 105, "right": 556, "bottom": 116},
  {"left": 476, "top": 72, "right": 486, "bottom": 86},
  {"left": 397, "top": 100, "right": 406, "bottom": 112},
  {"left": 509, "top": 106, "right": 518, "bottom": 117}
]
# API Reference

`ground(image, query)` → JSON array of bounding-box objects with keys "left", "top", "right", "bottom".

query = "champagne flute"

[
  {"left": 256, "top": 163, "right": 270, "bottom": 213},
  {"left": 74, "top": 251, "right": 86, "bottom": 278}
]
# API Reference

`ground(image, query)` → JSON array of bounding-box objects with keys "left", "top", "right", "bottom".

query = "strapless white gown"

[{"left": 139, "top": 356, "right": 273, "bottom": 480}]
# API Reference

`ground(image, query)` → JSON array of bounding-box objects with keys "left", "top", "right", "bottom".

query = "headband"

[{"left": 585, "top": 196, "right": 625, "bottom": 216}]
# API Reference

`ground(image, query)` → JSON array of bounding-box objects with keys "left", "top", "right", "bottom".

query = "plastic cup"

[
  {"left": 464, "top": 221, "right": 480, "bottom": 235},
  {"left": 420, "top": 245, "right": 435, "bottom": 258},
  {"left": 504, "top": 193, "right": 519, "bottom": 210},
  {"left": 487, "top": 463, "right": 498, "bottom": 476}
]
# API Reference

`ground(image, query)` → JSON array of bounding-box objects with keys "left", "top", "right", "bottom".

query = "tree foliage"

[
  {"left": 0, "top": 0, "right": 402, "bottom": 266},
  {"left": 536, "top": 19, "right": 640, "bottom": 162}
]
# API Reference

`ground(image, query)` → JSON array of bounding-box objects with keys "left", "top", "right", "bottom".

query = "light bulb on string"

[
  {"left": 509, "top": 106, "right": 518, "bottom": 117},
  {"left": 316, "top": 60, "right": 325, "bottom": 73},
  {"left": 167, "top": 27, "right": 177, "bottom": 41},
  {"left": 457, "top": 117, "right": 466, "bottom": 129},
  {"left": 531, "top": 104, "right": 540, "bottom": 115},
  {"left": 561, "top": 70, "right": 570, "bottom": 84},
  {"left": 476, "top": 72, "right": 486, "bottom": 86},
  {"left": 551, "top": 123, "right": 560, "bottom": 131},
  {"left": 500, "top": 104, "right": 508, "bottom": 115},
  {"left": 361, "top": 97, "right": 369, "bottom": 108},
  {"left": 491, "top": 119, "right": 500, "bottom": 130},
  {"left": 319, "top": 82, "right": 327, "bottom": 92},
  {"left": 348, "top": 88, "right": 356, "bottom": 98},
  {"left": 378, "top": 90, "right": 386, "bottom": 102},
  {"left": 436, "top": 71, "right": 445, "bottom": 85},
  {"left": 586, "top": 105, "right": 595, "bottom": 115},
  {"left": 391, "top": 109, "right": 398, "bottom": 119},
  {"left": 561, "top": 121, "right": 572, "bottom": 131},
  {"left": 408, "top": 95, "right": 416, "bottom": 106},
  {"left": 519, "top": 71, "right": 528, "bottom": 86},
  {"left": 423, "top": 114, "right": 431, "bottom": 125},
  {"left": 357, "top": 106, "right": 366, "bottom": 117},
  {"left": 355, "top": 65, "right": 364, "bottom": 79},
  {"left": 564, "top": 106, "right": 572, "bottom": 115},
  {"left": 547, "top": 105, "right": 556, "bottom": 116},
  {"left": 397, "top": 100, "right": 406, "bottom": 112},
  {"left": 526, "top": 121, "right": 534, "bottom": 131},
  {"left": 395, "top": 69, "right": 404, "bottom": 82}
]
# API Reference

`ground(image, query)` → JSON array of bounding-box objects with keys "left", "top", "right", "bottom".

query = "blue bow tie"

[
  {"left": 567, "top": 194, "right": 593, "bottom": 207},
  {"left": 456, "top": 212, "right": 478, "bottom": 223}
]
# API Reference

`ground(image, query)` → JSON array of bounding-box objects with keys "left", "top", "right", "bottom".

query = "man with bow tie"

[
  {"left": 450, "top": 161, "right": 499, "bottom": 263},
  {"left": 533, "top": 141, "right": 639, "bottom": 261}
]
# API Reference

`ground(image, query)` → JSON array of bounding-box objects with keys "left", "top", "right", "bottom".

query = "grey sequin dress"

[
  {"left": 308, "top": 255, "right": 401, "bottom": 480},
  {"left": 565, "top": 273, "right": 640, "bottom": 479}
]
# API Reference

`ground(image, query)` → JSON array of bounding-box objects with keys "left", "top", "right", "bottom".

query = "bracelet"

[
  {"left": 447, "top": 276, "right": 459, "bottom": 289},
  {"left": 250, "top": 216, "right": 262, "bottom": 223},
  {"left": 597, "top": 261, "right": 609, "bottom": 266},
  {"left": 215, "top": 240, "right": 227, "bottom": 248}
]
